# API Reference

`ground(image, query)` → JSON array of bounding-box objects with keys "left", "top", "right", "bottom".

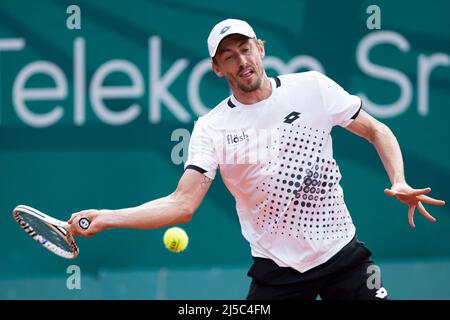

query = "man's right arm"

[{"left": 68, "top": 169, "right": 212, "bottom": 237}]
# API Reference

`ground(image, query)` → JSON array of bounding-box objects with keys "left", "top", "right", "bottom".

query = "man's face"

[{"left": 212, "top": 34, "right": 265, "bottom": 93}]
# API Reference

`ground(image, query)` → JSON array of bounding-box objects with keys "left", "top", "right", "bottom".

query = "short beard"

[{"left": 236, "top": 73, "right": 263, "bottom": 92}]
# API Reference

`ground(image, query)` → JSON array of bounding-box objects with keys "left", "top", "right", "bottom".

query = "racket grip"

[{"left": 79, "top": 217, "right": 91, "bottom": 230}]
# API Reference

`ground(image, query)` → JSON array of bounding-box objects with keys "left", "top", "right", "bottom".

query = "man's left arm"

[{"left": 345, "top": 109, "right": 445, "bottom": 228}]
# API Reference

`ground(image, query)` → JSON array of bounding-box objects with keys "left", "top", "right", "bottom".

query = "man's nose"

[{"left": 236, "top": 53, "right": 247, "bottom": 66}]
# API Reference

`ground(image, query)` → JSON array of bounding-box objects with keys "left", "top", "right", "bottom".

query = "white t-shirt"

[{"left": 185, "top": 71, "right": 362, "bottom": 273}]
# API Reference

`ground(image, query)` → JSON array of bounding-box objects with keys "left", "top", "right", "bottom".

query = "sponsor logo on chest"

[{"left": 226, "top": 131, "right": 249, "bottom": 145}]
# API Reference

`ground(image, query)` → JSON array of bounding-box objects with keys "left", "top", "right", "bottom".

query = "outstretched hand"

[{"left": 384, "top": 183, "right": 445, "bottom": 228}]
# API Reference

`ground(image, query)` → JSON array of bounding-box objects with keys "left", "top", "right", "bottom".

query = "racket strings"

[{"left": 19, "top": 212, "right": 73, "bottom": 253}]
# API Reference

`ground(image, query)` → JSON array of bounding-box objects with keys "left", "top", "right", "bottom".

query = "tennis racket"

[{"left": 12, "top": 205, "right": 90, "bottom": 259}]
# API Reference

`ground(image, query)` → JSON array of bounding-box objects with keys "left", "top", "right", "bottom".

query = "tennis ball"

[{"left": 163, "top": 227, "right": 189, "bottom": 253}]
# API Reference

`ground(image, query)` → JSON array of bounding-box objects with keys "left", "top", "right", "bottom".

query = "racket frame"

[{"left": 12, "top": 205, "right": 79, "bottom": 259}]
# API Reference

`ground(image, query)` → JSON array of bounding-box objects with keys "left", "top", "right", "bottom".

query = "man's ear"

[{"left": 211, "top": 59, "right": 224, "bottom": 77}]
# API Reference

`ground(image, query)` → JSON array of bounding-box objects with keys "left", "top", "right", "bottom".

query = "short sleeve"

[
  {"left": 313, "top": 71, "right": 362, "bottom": 127},
  {"left": 184, "top": 119, "right": 218, "bottom": 180}
]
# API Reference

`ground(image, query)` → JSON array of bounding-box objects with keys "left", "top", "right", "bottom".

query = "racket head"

[{"left": 12, "top": 205, "right": 79, "bottom": 259}]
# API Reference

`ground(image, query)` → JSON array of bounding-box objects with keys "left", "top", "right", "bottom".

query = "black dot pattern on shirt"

[{"left": 255, "top": 123, "right": 353, "bottom": 241}]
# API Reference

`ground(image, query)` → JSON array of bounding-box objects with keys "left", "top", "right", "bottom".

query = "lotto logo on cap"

[{"left": 207, "top": 18, "right": 257, "bottom": 57}]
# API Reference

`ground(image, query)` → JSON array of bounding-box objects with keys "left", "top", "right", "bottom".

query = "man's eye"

[{"left": 225, "top": 56, "right": 232, "bottom": 61}]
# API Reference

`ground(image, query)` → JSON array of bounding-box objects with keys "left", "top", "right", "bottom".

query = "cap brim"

[{"left": 210, "top": 33, "right": 255, "bottom": 57}]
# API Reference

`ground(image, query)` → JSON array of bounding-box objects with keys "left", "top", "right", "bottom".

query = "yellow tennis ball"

[{"left": 163, "top": 227, "right": 189, "bottom": 253}]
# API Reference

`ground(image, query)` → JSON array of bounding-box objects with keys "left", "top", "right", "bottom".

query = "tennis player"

[{"left": 68, "top": 19, "right": 445, "bottom": 300}]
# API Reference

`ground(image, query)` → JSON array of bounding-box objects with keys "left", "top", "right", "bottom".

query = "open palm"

[{"left": 384, "top": 183, "right": 446, "bottom": 228}]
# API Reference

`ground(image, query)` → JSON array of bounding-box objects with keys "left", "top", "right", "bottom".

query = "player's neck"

[{"left": 232, "top": 75, "right": 272, "bottom": 105}]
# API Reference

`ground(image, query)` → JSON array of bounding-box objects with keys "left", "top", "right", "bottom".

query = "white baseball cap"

[{"left": 207, "top": 18, "right": 256, "bottom": 57}]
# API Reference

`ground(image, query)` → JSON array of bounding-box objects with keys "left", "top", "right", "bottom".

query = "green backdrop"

[{"left": 0, "top": 0, "right": 449, "bottom": 299}]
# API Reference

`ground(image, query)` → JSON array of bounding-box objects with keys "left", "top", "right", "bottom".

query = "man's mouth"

[{"left": 239, "top": 68, "right": 254, "bottom": 79}]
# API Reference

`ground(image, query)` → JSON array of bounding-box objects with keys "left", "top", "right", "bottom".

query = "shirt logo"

[
  {"left": 226, "top": 131, "right": 248, "bottom": 144},
  {"left": 220, "top": 26, "right": 231, "bottom": 34},
  {"left": 375, "top": 287, "right": 388, "bottom": 299},
  {"left": 283, "top": 111, "right": 301, "bottom": 124}
]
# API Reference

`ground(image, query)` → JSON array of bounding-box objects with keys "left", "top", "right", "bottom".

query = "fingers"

[
  {"left": 409, "top": 187, "right": 431, "bottom": 196},
  {"left": 417, "top": 202, "right": 436, "bottom": 223},
  {"left": 67, "top": 215, "right": 81, "bottom": 236},
  {"left": 68, "top": 213, "right": 78, "bottom": 224},
  {"left": 67, "top": 211, "right": 90, "bottom": 237},
  {"left": 68, "top": 210, "right": 88, "bottom": 224},
  {"left": 69, "top": 216, "right": 93, "bottom": 237},
  {"left": 384, "top": 188, "right": 401, "bottom": 197},
  {"left": 417, "top": 195, "right": 446, "bottom": 206},
  {"left": 384, "top": 188, "right": 409, "bottom": 197},
  {"left": 385, "top": 187, "right": 446, "bottom": 207},
  {"left": 385, "top": 187, "right": 431, "bottom": 197},
  {"left": 408, "top": 205, "right": 416, "bottom": 228},
  {"left": 386, "top": 186, "right": 444, "bottom": 228},
  {"left": 67, "top": 209, "right": 102, "bottom": 237}
]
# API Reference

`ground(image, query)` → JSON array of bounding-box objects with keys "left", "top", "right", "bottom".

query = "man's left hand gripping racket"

[{"left": 12, "top": 205, "right": 90, "bottom": 259}]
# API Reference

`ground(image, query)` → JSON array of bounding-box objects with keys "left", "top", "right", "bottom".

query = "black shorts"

[{"left": 246, "top": 236, "right": 389, "bottom": 300}]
